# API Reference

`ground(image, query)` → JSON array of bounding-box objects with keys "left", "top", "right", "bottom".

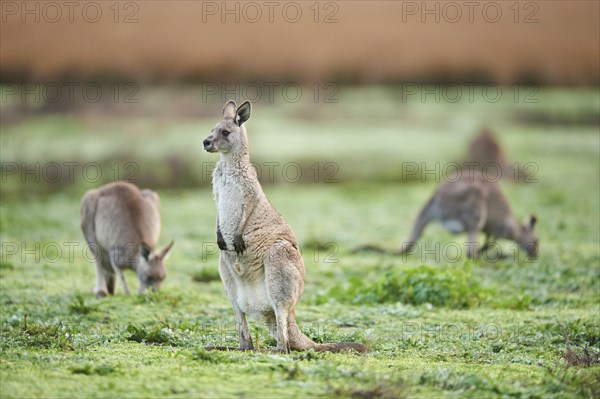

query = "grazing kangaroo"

[
  {"left": 203, "top": 100, "right": 365, "bottom": 353},
  {"left": 80, "top": 181, "right": 174, "bottom": 297},
  {"left": 400, "top": 172, "right": 538, "bottom": 259}
]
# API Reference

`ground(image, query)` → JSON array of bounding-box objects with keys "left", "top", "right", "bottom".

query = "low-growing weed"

[
  {"left": 321, "top": 264, "right": 490, "bottom": 309},
  {"left": 125, "top": 323, "right": 187, "bottom": 346},
  {"left": 68, "top": 294, "right": 98, "bottom": 315},
  {"left": 191, "top": 267, "right": 221, "bottom": 283}
]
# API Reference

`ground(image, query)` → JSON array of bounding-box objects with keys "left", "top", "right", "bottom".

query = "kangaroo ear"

[
  {"left": 223, "top": 100, "right": 237, "bottom": 119},
  {"left": 236, "top": 101, "right": 251, "bottom": 126},
  {"left": 158, "top": 240, "right": 174, "bottom": 261},
  {"left": 140, "top": 243, "right": 152, "bottom": 261},
  {"left": 525, "top": 215, "right": 537, "bottom": 229}
]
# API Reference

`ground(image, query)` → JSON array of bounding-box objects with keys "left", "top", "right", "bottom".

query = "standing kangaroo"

[
  {"left": 203, "top": 100, "right": 365, "bottom": 353},
  {"left": 400, "top": 172, "right": 538, "bottom": 259},
  {"left": 81, "top": 181, "right": 174, "bottom": 297}
]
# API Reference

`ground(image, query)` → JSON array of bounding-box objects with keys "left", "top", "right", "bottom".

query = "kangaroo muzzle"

[{"left": 203, "top": 137, "right": 216, "bottom": 152}]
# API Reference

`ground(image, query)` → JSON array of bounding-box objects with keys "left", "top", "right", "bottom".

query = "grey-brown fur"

[
  {"left": 80, "top": 181, "right": 174, "bottom": 297},
  {"left": 465, "top": 129, "right": 527, "bottom": 180},
  {"left": 203, "top": 100, "right": 365, "bottom": 353},
  {"left": 400, "top": 172, "right": 538, "bottom": 259}
]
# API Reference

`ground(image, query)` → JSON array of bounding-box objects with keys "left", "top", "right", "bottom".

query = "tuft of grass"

[
  {"left": 543, "top": 362, "right": 600, "bottom": 398},
  {"left": 492, "top": 293, "right": 533, "bottom": 310},
  {"left": 303, "top": 323, "right": 344, "bottom": 344},
  {"left": 332, "top": 383, "right": 406, "bottom": 399},
  {"left": 292, "top": 348, "right": 325, "bottom": 361},
  {"left": 125, "top": 324, "right": 185, "bottom": 346},
  {"left": 0, "top": 261, "right": 14, "bottom": 270},
  {"left": 69, "top": 363, "right": 118, "bottom": 376},
  {"left": 134, "top": 291, "right": 183, "bottom": 307},
  {"left": 68, "top": 294, "right": 98, "bottom": 315},
  {"left": 191, "top": 267, "right": 221, "bottom": 283},
  {"left": 561, "top": 321, "right": 600, "bottom": 368},
  {"left": 323, "top": 264, "right": 490, "bottom": 309},
  {"left": 17, "top": 317, "right": 74, "bottom": 350},
  {"left": 564, "top": 346, "right": 600, "bottom": 368},
  {"left": 191, "top": 346, "right": 235, "bottom": 364},
  {"left": 418, "top": 369, "right": 496, "bottom": 392}
]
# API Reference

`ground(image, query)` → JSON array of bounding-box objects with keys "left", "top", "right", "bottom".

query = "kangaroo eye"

[{"left": 222, "top": 131, "right": 231, "bottom": 137}]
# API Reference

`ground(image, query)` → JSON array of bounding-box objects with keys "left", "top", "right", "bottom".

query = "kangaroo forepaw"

[
  {"left": 217, "top": 230, "right": 227, "bottom": 250},
  {"left": 234, "top": 235, "right": 246, "bottom": 255}
]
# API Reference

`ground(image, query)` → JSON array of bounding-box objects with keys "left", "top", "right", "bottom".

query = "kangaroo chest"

[{"left": 214, "top": 173, "right": 246, "bottom": 243}]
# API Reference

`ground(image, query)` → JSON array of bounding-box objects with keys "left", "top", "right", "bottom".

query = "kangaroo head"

[
  {"left": 203, "top": 100, "right": 252, "bottom": 154},
  {"left": 137, "top": 240, "right": 174, "bottom": 292},
  {"left": 516, "top": 215, "right": 538, "bottom": 259}
]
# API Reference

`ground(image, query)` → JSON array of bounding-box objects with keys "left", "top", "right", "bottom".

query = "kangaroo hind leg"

[{"left": 264, "top": 240, "right": 304, "bottom": 353}]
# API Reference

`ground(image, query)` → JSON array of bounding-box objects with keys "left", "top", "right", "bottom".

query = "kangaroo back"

[
  {"left": 467, "top": 130, "right": 507, "bottom": 170},
  {"left": 80, "top": 189, "right": 101, "bottom": 247},
  {"left": 94, "top": 182, "right": 159, "bottom": 249}
]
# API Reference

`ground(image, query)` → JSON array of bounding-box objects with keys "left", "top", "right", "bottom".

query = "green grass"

[{"left": 1, "top": 87, "right": 599, "bottom": 398}]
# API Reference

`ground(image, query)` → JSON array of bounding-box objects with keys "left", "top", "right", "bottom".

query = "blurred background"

[
  {"left": 1, "top": 3, "right": 599, "bottom": 396},
  {"left": 1, "top": 0, "right": 598, "bottom": 198}
]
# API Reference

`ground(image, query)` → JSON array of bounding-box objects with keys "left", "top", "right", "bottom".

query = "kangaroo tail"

[
  {"left": 313, "top": 342, "right": 367, "bottom": 353},
  {"left": 288, "top": 322, "right": 367, "bottom": 353},
  {"left": 204, "top": 346, "right": 240, "bottom": 351},
  {"left": 291, "top": 330, "right": 367, "bottom": 353},
  {"left": 400, "top": 195, "right": 436, "bottom": 254}
]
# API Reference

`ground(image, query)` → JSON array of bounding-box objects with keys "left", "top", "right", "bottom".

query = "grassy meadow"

[{"left": 0, "top": 86, "right": 599, "bottom": 398}]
